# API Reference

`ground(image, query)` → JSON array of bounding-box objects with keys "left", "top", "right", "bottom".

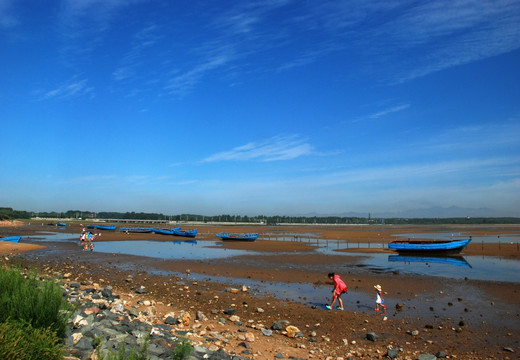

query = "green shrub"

[
  {"left": 0, "top": 319, "right": 64, "bottom": 360},
  {"left": 96, "top": 335, "right": 150, "bottom": 360},
  {"left": 172, "top": 338, "right": 193, "bottom": 360},
  {"left": 0, "top": 266, "right": 72, "bottom": 338}
]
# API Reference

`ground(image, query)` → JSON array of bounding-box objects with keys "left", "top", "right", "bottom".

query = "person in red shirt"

[{"left": 326, "top": 272, "right": 347, "bottom": 310}]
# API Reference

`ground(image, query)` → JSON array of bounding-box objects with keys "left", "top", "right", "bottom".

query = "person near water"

[
  {"left": 374, "top": 284, "right": 386, "bottom": 312},
  {"left": 326, "top": 272, "right": 347, "bottom": 310}
]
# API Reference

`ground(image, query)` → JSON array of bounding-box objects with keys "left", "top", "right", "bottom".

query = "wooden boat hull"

[
  {"left": 0, "top": 236, "right": 21, "bottom": 243},
  {"left": 388, "top": 238, "right": 471, "bottom": 254},
  {"left": 216, "top": 232, "right": 259, "bottom": 241},
  {"left": 173, "top": 229, "right": 197, "bottom": 237},
  {"left": 87, "top": 225, "right": 117, "bottom": 231},
  {"left": 153, "top": 227, "right": 181, "bottom": 235},
  {"left": 119, "top": 227, "right": 154, "bottom": 233}
]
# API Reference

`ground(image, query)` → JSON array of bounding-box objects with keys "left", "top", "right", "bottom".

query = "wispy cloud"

[
  {"left": 113, "top": 24, "right": 161, "bottom": 82},
  {"left": 35, "top": 77, "right": 94, "bottom": 100},
  {"left": 202, "top": 135, "right": 313, "bottom": 163},
  {"left": 368, "top": 104, "right": 410, "bottom": 119},
  {"left": 165, "top": 52, "right": 232, "bottom": 97}
]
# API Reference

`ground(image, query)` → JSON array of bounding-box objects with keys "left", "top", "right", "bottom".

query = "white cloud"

[
  {"left": 36, "top": 77, "right": 94, "bottom": 100},
  {"left": 202, "top": 135, "right": 313, "bottom": 162}
]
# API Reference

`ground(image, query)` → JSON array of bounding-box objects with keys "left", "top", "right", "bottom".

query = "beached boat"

[
  {"left": 0, "top": 236, "right": 21, "bottom": 243},
  {"left": 388, "top": 237, "right": 472, "bottom": 254},
  {"left": 216, "top": 232, "right": 259, "bottom": 241},
  {"left": 173, "top": 228, "right": 197, "bottom": 238},
  {"left": 87, "top": 225, "right": 117, "bottom": 231},
  {"left": 119, "top": 227, "right": 154, "bottom": 233},
  {"left": 153, "top": 227, "right": 181, "bottom": 235},
  {"left": 56, "top": 222, "right": 67, "bottom": 226}
]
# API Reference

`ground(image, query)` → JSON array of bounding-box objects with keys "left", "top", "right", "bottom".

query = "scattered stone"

[
  {"left": 418, "top": 354, "right": 437, "bottom": 360},
  {"left": 366, "top": 332, "right": 378, "bottom": 341},
  {"left": 286, "top": 325, "right": 301, "bottom": 338},
  {"left": 135, "top": 287, "right": 147, "bottom": 294},
  {"left": 223, "top": 307, "right": 235, "bottom": 315},
  {"left": 261, "top": 328, "right": 273, "bottom": 336},
  {"left": 386, "top": 348, "right": 399, "bottom": 359},
  {"left": 436, "top": 350, "right": 448, "bottom": 358},
  {"left": 271, "top": 320, "right": 290, "bottom": 331},
  {"left": 244, "top": 332, "right": 255, "bottom": 342},
  {"left": 503, "top": 347, "right": 514, "bottom": 353},
  {"left": 196, "top": 310, "right": 207, "bottom": 321}
]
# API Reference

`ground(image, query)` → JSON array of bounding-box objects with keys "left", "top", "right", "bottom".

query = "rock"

[
  {"left": 395, "top": 303, "right": 403, "bottom": 311},
  {"left": 181, "top": 312, "right": 191, "bottom": 326},
  {"left": 275, "top": 353, "right": 285, "bottom": 358},
  {"left": 223, "top": 307, "right": 235, "bottom": 315},
  {"left": 387, "top": 348, "right": 399, "bottom": 359},
  {"left": 257, "top": 307, "right": 265, "bottom": 313},
  {"left": 244, "top": 332, "right": 255, "bottom": 342},
  {"left": 242, "top": 285, "right": 248, "bottom": 292},
  {"left": 229, "top": 315, "right": 240, "bottom": 322},
  {"left": 261, "top": 328, "right": 273, "bottom": 336},
  {"left": 418, "top": 354, "right": 437, "bottom": 360},
  {"left": 503, "top": 347, "right": 514, "bottom": 353},
  {"left": 196, "top": 310, "right": 207, "bottom": 321},
  {"left": 286, "top": 325, "right": 301, "bottom": 338},
  {"left": 164, "top": 316, "right": 176, "bottom": 325},
  {"left": 366, "top": 332, "right": 378, "bottom": 341},
  {"left": 271, "top": 320, "right": 290, "bottom": 330},
  {"left": 135, "top": 287, "right": 147, "bottom": 294},
  {"left": 436, "top": 351, "right": 448, "bottom": 358}
]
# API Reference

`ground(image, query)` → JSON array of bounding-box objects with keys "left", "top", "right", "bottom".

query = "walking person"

[
  {"left": 374, "top": 284, "right": 386, "bottom": 312},
  {"left": 326, "top": 272, "right": 347, "bottom": 310}
]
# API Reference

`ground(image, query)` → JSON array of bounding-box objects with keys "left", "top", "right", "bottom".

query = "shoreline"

[{"left": 1, "top": 221, "right": 519, "bottom": 358}]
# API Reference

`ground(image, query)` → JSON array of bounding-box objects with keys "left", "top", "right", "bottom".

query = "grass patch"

[
  {"left": 0, "top": 265, "right": 71, "bottom": 338},
  {"left": 0, "top": 319, "right": 65, "bottom": 360}
]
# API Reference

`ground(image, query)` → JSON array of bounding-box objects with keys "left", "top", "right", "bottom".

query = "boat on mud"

[
  {"left": 87, "top": 225, "right": 117, "bottom": 231},
  {"left": 388, "top": 237, "right": 472, "bottom": 254},
  {"left": 119, "top": 227, "right": 154, "bottom": 233},
  {"left": 216, "top": 232, "right": 259, "bottom": 241},
  {"left": 153, "top": 227, "right": 181, "bottom": 235},
  {"left": 0, "top": 236, "right": 21, "bottom": 243},
  {"left": 173, "top": 228, "right": 197, "bottom": 238}
]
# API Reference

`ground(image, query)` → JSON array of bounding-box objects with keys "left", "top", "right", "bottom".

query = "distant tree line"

[{"left": 0, "top": 207, "right": 519, "bottom": 225}]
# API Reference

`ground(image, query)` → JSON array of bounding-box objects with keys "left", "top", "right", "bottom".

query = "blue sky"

[{"left": 1, "top": 0, "right": 519, "bottom": 217}]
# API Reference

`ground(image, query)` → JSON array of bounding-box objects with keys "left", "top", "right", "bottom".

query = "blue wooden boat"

[
  {"left": 0, "top": 236, "right": 21, "bottom": 243},
  {"left": 119, "top": 227, "right": 154, "bottom": 233},
  {"left": 388, "top": 237, "right": 471, "bottom": 254},
  {"left": 216, "top": 232, "right": 259, "bottom": 241},
  {"left": 153, "top": 227, "right": 181, "bottom": 235},
  {"left": 173, "top": 228, "right": 197, "bottom": 238},
  {"left": 56, "top": 222, "right": 67, "bottom": 226},
  {"left": 87, "top": 225, "right": 117, "bottom": 231},
  {"left": 388, "top": 255, "right": 472, "bottom": 268}
]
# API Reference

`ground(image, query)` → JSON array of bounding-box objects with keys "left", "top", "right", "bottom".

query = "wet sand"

[{"left": 1, "top": 221, "right": 520, "bottom": 358}]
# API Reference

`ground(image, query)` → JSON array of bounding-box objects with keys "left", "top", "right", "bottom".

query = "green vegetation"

[
  {"left": 0, "top": 265, "right": 72, "bottom": 359},
  {"left": 95, "top": 335, "right": 192, "bottom": 360},
  {"left": 0, "top": 320, "right": 64, "bottom": 360},
  {"left": 96, "top": 336, "right": 150, "bottom": 360},
  {"left": 171, "top": 338, "right": 193, "bottom": 359}
]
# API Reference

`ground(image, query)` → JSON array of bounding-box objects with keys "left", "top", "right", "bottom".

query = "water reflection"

[{"left": 388, "top": 254, "right": 472, "bottom": 268}]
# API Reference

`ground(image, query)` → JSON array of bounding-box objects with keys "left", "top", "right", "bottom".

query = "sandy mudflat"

[{"left": 1, "top": 221, "right": 519, "bottom": 358}]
